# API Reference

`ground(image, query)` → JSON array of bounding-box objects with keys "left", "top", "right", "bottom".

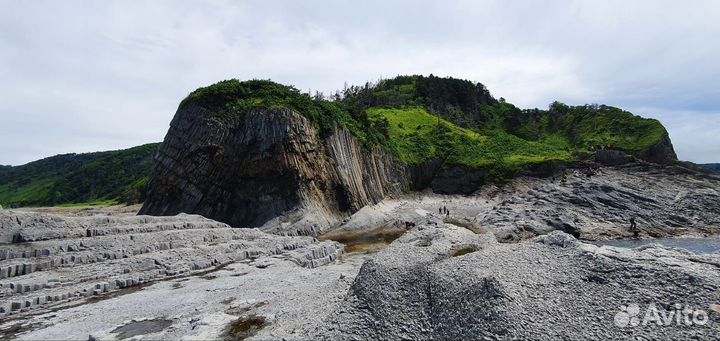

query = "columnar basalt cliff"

[
  {"left": 140, "top": 104, "right": 409, "bottom": 235},
  {"left": 140, "top": 77, "right": 683, "bottom": 236}
]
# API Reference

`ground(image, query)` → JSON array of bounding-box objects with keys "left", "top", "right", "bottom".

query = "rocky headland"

[
  {"left": 140, "top": 106, "right": 409, "bottom": 236},
  {"left": 139, "top": 78, "right": 708, "bottom": 241},
  {"left": 2, "top": 76, "right": 719, "bottom": 340}
]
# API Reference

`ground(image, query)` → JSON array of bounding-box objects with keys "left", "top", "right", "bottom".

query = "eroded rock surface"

[
  {"left": 330, "top": 163, "right": 720, "bottom": 241},
  {"left": 140, "top": 105, "right": 409, "bottom": 235},
  {"left": 481, "top": 163, "right": 720, "bottom": 241},
  {"left": 4, "top": 218, "right": 719, "bottom": 340},
  {"left": 311, "top": 226, "right": 720, "bottom": 340},
  {"left": 0, "top": 210, "right": 342, "bottom": 318}
]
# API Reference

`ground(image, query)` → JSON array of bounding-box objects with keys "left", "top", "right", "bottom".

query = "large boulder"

[{"left": 311, "top": 224, "right": 720, "bottom": 340}]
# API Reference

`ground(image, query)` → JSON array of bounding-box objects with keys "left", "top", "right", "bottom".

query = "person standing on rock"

[
  {"left": 629, "top": 216, "right": 639, "bottom": 238},
  {"left": 446, "top": 210, "right": 450, "bottom": 218}
]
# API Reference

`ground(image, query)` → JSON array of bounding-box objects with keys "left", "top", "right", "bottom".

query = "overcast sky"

[{"left": 1, "top": 0, "right": 719, "bottom": 165}]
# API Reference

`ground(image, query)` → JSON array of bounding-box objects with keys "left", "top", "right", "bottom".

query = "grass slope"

[
  {"left": 0, "top": 143, "right": 159, "bottom": 207},
  {"left": 368, "top": 107, "right": 570, "bottom": 176},
  {"left": 183, "top": 76, "right": 670, "bottom": 181},
  {"left": 344, "top": 75, "right": 668, "bottom": 154}
]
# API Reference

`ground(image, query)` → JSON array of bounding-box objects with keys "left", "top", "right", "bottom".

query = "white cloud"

[{"left": 0, "top": 0, "right": 718, "bottom": 164}]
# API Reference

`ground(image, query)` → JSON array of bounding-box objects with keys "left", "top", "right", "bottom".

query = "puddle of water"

[
  {"left": 591, "top": 238, "right": 720, "bottom": 254},
  {"left": 111, "top": 318, "right": 173, "bottom": 339},
  {"left": 319, "top": 228, "right": 409, "bottom": 253},
  {"left": 223, "top": 315, "right": 267, "bottom": 340}
]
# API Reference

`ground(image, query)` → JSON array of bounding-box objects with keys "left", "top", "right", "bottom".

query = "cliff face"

[
  {"left": 637, "top": 132, "right": 678, "bottom": 164},
  {"left": 141, "top": 103, "right": 680, "bottom": 236},
  {"left": 140, "top": 104, "right": 409, "bottom": 235},
  {"left": 141, "top": 78, "right": 683, "bottom": 236}
]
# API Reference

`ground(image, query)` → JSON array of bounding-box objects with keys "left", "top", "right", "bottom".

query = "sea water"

[{"left": 591, "top": 238, "right": 720, "bottom": 255}]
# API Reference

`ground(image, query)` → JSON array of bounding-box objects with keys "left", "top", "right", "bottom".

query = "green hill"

[
  {"left": 366, "top": 107, "right": 570, "bottom": 172},
  {"left": 181, "top": 76, "right": 670, "bottom": 181},
  {"left": 2, "top": 75, "right": 672, "bottom": 207},
  {"left": 0, "top": 143, "right": 160, "bottom": 207},
  {"left": 341, "top": 75, "right": 667, "bottom": 152}
]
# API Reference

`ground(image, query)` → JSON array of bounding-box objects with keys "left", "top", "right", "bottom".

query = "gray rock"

[
  {"left": 533, "top": 230, "right": 578, "bottom": 247},
  {"left": 311, "top": 224, "right": 720, "bottom": 340},
  {"left": 0, "top": 210, "right": 343, "bottom": 317},
  {"left": 140, "top": 106, "right": 410, "bottom": 236}
]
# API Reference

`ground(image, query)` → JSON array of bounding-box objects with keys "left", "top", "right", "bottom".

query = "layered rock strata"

[
  {"left": 0, "top": 211, "right": 342, "bottom": 317},
  {"left": 5, "top": 219, "right": 719, "bottom": 340},
  {"left": 480, "top": 163, "right": 720, "bottom": 241}
]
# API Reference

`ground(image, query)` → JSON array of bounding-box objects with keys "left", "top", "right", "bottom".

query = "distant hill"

[
  {"left": 699, "top": 163, "right": 720, "bottom": 173},
  {"left": 0, "top": 143, "right": 160, "bottom": 207}
]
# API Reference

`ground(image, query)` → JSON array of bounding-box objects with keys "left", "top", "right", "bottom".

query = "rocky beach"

[
  {"left": 2, "top": 156, "right": 720, "bottom": 340},
  {"left": 2, "top": 209, "right": 719, "bottom": 340},
  {"left": 1, "top": 76, "right": 719, "bottom": 340}
]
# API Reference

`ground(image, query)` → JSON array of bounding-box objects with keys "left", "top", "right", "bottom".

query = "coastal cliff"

[
  {"left": 140, "top": 104, "right": 409, "bottom": 235},
  {"left": 140, "top": 77, "right": 682, "bottom": 235}
]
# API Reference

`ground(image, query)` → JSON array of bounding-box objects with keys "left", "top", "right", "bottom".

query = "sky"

[{"left": 1, "top": 0, "right": 719, "bottom": 165}]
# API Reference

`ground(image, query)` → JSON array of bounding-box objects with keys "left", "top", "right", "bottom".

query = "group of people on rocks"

[{"left": 395, "top": 205, "right": 452, "bottom": 230}]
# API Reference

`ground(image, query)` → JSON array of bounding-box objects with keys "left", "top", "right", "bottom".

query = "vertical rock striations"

[{"left": 140, "top": 104, "right": 409, "bottom": 235}]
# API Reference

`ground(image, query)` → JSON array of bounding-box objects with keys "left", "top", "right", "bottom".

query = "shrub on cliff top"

[{"left": 180, "top": 79, "right": 387, "bottom": 146}]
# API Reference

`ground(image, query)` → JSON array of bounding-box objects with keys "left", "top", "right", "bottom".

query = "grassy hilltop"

[{"left": 181, "top": 75, "right": 669, "bottom": 179}]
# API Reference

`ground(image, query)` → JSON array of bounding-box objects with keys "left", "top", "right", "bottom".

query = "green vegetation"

[
  {"left": 0, "top": 143, "right": 159, "bottom": 207},
  {"left": 342, "top": 75, "right": 666, "bottom": 150},
  {"left": 2, "top": 75, "right": 669, "bottom": 208},
  {"left": 180, "top": 79, "right": 387, "bottom": 145},
  {"left": 368, "top": 107, "right": 570, "bottom": 176},
  {"left": 340, "top": 75, "right": 668, "bottom": 177},
  {"left": 56, "top": 200, "right": 120, "bottom": 208},
  {"left": 548, "top": 102, "right": 666, "bottom": 152},
  {"left": 181, "top": 75, "right": 669, "bottom": 182}
]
